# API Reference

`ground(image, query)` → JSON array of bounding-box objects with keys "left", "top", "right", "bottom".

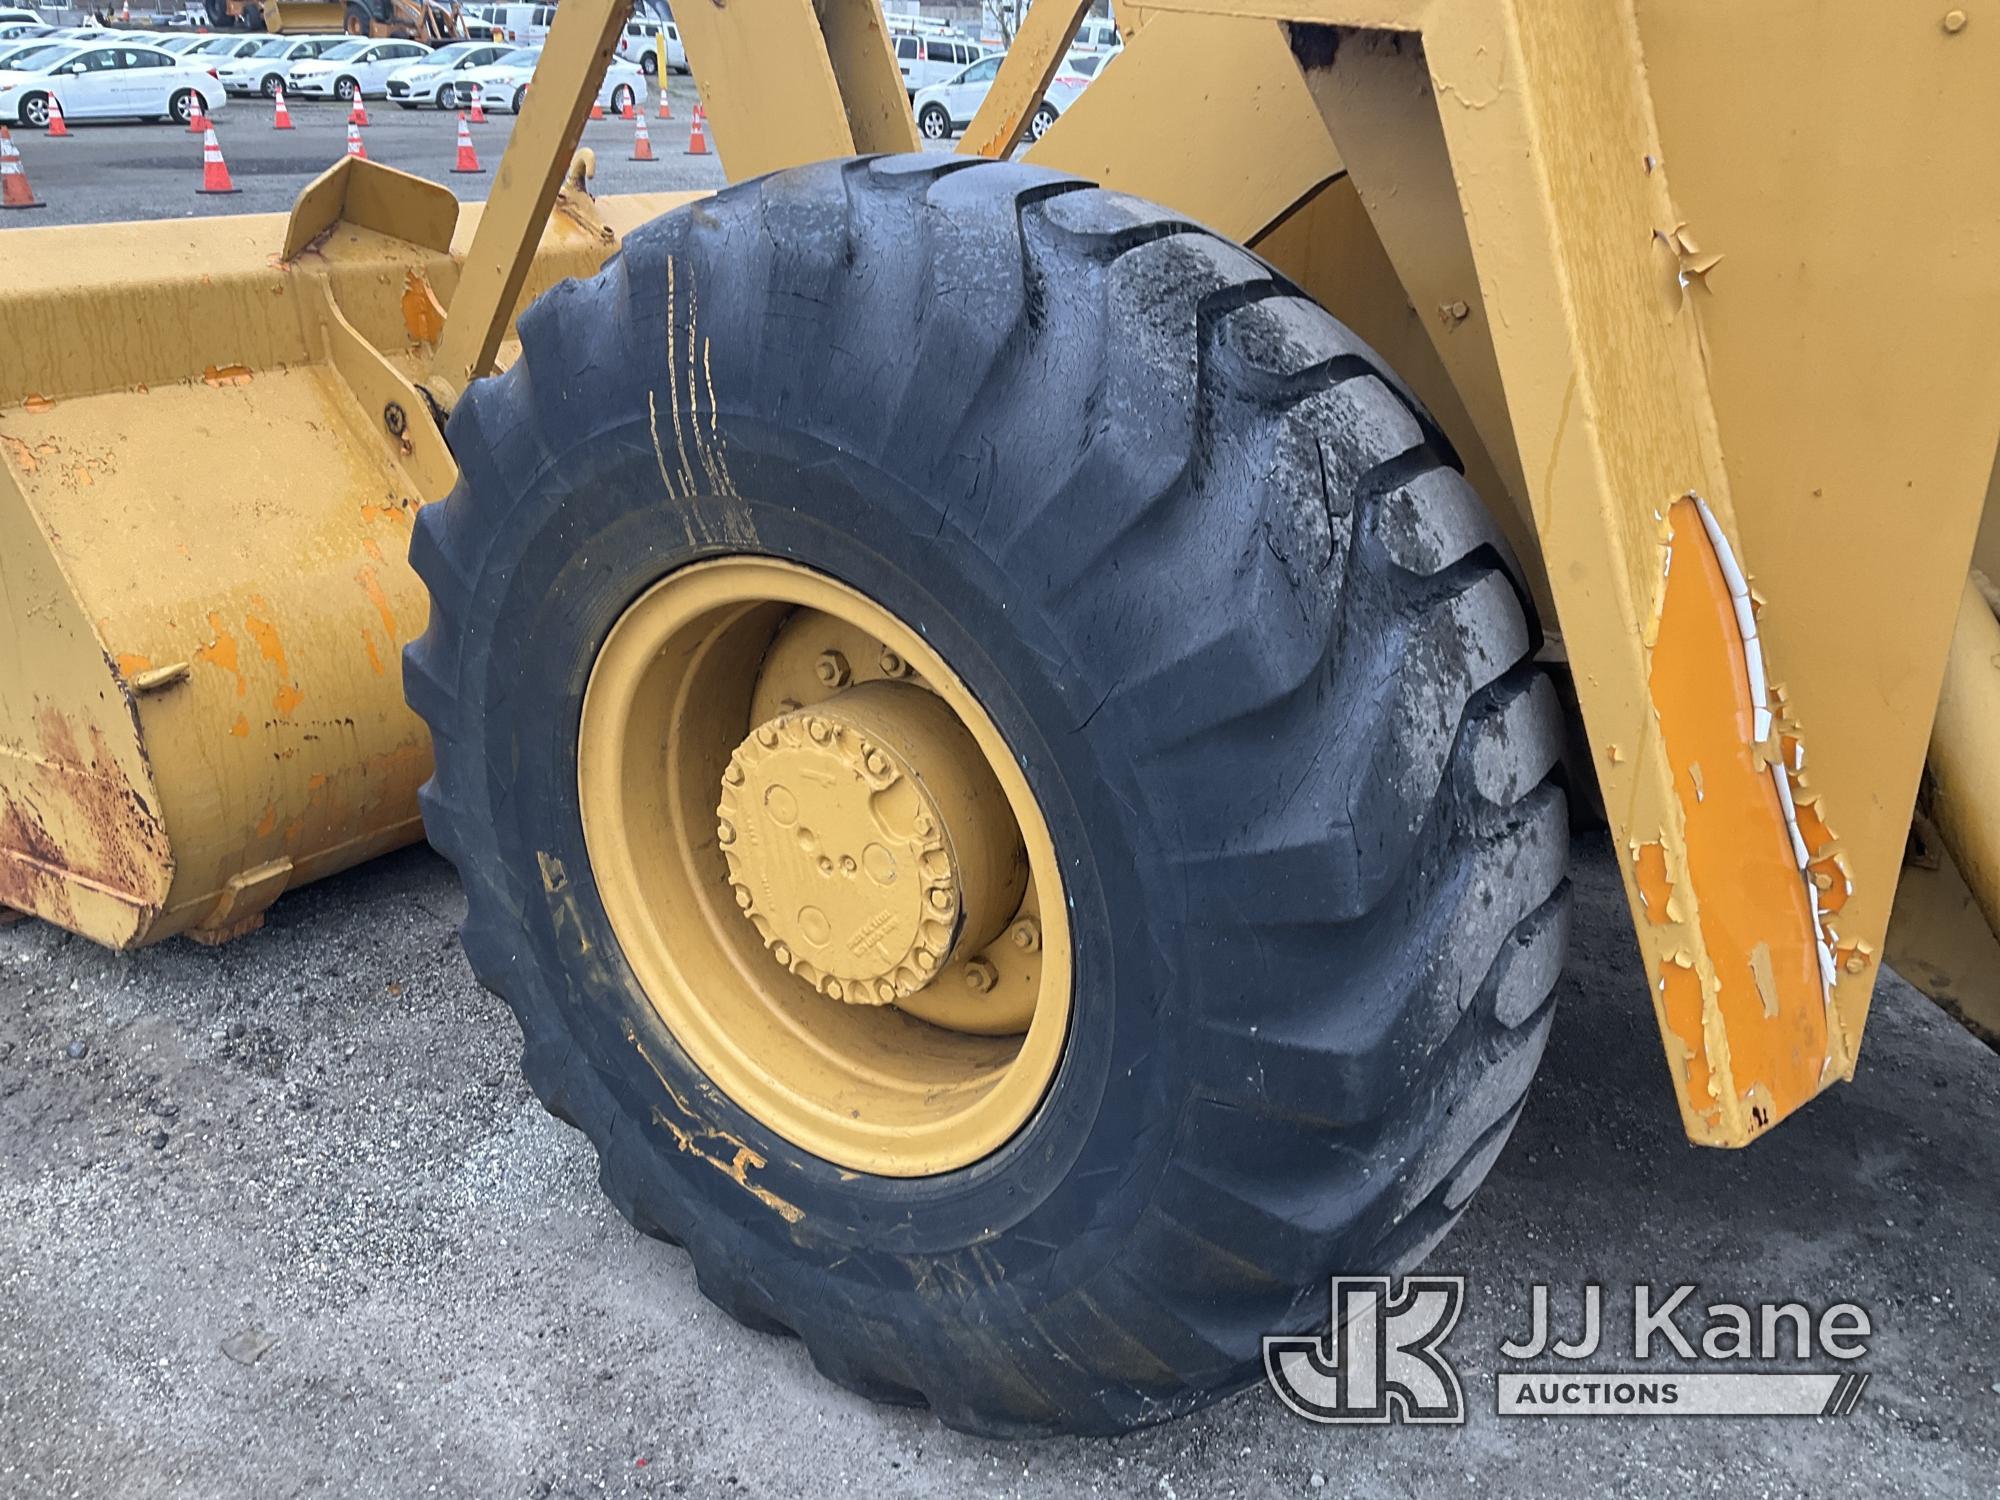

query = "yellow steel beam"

[
  {"left": 675, "top": 0, "right": 915, "bottom": 184},
  {"left": 1025, "top": 11, "right": 1337, "bottom": 245},
  {"left": 958, "top": 0, "right": 1093, "bottom": 159},
  {"left": 423, "top": 0, "right": 630, "bottom": 408},
  {"left": 1928, "top": 576, "right": 2000, "bottom": 946}
]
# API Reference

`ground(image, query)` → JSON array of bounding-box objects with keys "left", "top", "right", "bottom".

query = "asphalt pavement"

[
  {"left": 0, "top": 73, "right": 725, "bottom": 226},
  {"left": 0, "top": 837, "right": 1995, "bottom": 1499}
]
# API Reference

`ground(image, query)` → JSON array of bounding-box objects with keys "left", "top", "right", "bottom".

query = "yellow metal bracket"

[{"left": 959, "top": 0, "right": 1094, "bottom": 159}]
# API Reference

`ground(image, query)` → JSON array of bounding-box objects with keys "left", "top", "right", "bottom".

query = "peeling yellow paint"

[
  {"left": 624, "top": 1020, "right": 803, "bottom": 1225},
  {"left": 536, "top": 851, "right": 568, "bottom": 893}
]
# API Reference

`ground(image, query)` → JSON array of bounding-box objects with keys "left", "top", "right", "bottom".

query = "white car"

[
  {"left": 285, "top": 36, "right": 433, "bottom": 103},
  {"left": 450, "top": 46, "right": 642, "bottom": 117},
  {"left": 0, "top": 39, "right": 226, "bottom": 128},
  {"left": 215, "top": 34, "right": 345, "bottom": 97},
  {"left": 385, "top": 39, "right": 511, "bottom": 108},
  {"left": 911, "top": 50, "right": 1097, "bottom": 144},
  {"left": 183, "top": 34, "right": 267, "bottom": 66},
  {"left": 615, "top": 15, "right": 684, "bottom": 76},
  {"left": 1072, "top": 17, "right": 1122, "bottom": 52}
]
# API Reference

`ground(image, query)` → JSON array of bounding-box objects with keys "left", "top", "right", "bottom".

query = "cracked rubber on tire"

[{"left": 406, "top": 155, "right": 1571, "bottom": 1437}]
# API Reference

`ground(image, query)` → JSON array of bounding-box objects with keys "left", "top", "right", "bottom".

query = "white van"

[
  {"left": 891, "top": 31, "right": 980, "bottom": 97},
  {"left": 1072, "top": 17, "right": 1122, "bottom": 51},
  {"left": 480, "top": 3, "right": 555, "bottom": 46}
]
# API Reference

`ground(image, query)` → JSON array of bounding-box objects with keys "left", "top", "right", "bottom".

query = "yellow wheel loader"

[{"left": 3, "top": 0, "right": 1996, "bottom": 1437}]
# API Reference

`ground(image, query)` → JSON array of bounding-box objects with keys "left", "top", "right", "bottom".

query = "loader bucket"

[
  {"left": 264, "top": 1, "right": 352, "bottom": 34},
  {"left": 0, "top": 160, "right": 700, "bottom": 947}
]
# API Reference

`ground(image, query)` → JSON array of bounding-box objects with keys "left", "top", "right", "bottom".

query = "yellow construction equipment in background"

[{"left": 2, "top": 0, "right": 1996, "bottom": 1437}]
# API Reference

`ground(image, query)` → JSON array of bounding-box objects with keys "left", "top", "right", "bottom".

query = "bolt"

[
  {"left": 382, "top": 400, "right": 407, "bottom": 437},
  {"left": 756, "top": 724, "right": 779, "bottom": 748},
  {"left": 840, "top": 855, "right": 857, "bottom": 874},
  {"left": 1441, "top": 299, "right": 1470, "bottom": 325},
  {"left": 917, "top": 950, "right": 937, "bottom": 973},
  {"left": 1009, "top": 917, "right": 1041, "bottom": 952},
  {"left": 1812, "top": 871, "right": 1833, "bottom": 891},
  {"left": 772, "top": 943, "right": 792, "bottom": 967},
  {"left": 1943, "top": 8, "right": 1967, "bottom": 33},
  {"left": 928, "top": 887, "right": 954, "bottom": 913},
  {"left": 964, "top": 957, "right": 999, "bottom": 993},
  {"left": 723, "top": 759, "right": 744, "bottom": 786},
  {"left": 863, "top": 747, "right": 889, "bottom": 777},
  {"left": 716, "top": 820, "right": 735, "bottom": 847},
  {"left": 807, "top": 717, "right": 832, "bottom": 744},
  {"left": 815, "top": 650, "right": 851, "bottom": 689},
  {"left": 732, "top": 884, "right": 753, "bottom": 909},
  {"left": 824, "top": 979, "right": 844, "bottom": 1001},
  {"left": 879, "top": 646, "right": 909, "bottom": 678},
  {"left": 1845, "top": 954, "right": 1866, "bottom": 974}
]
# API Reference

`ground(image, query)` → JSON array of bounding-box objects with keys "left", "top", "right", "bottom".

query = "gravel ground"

[{"left": 1, "top": 836, "right": 1994, "bottom": 1499}]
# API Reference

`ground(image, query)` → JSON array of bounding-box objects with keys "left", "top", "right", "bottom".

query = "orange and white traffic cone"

[
  {"left": 345, "top": 119, "right": 366, "bottom": 160},
  {"left": 347, "top": 96, "right": 369, "bottom": 127},
  {"left": 468, "top": 85, "right": 486, "bottom": 124},
  {"left": 272, "top": 86, "right": 293, "bottom": 131},
  {"left": 631, "top": 108, "right": 654, "bottom": 162},
  {"left": 119, "top": 0, "right": 129, "bottom": 18},
  {"left": 685, "top": 101, "right": 708, "bottom": 155},
  {"left": 656, "top": 89, "right": 671, "bottom": 121},
  {"left": 188, "top": 93, "right": 208, "bottom": 135},
  {"left": 588, "top": 99, "right": 604, "bottom": 121},
  {"left": 196, "top": 125, "right": 240, "bottom": 195},
  {"left": 620, "top": 92, "right": 635, "bottom": 121},
  {"left": 45, "top": 96, "right": 67, "bottom": 138},
  {"left": 450, "top": 112, "right": 481, "bottom": 174},
  {"left": 0, "top": 128, "right": 45, "bottom": 211}
]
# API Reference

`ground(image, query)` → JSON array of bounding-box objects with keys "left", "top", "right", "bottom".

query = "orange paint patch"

[
  {"left": 193, "top": 611, "right": 247, "bottom": 697},
  {"left": 244, "top": 609, "right": 305, "bottom": 719},
  {"left": 1650, "top": 497, "right": 1827, "bottom": 1126},
  {"left": 1659, "top": 961, "right": 1718, "bottom": 1132},
  {"left": 114, "top": 653, "right": 153, "bottom": 679},
  {"left": 402, "top": 271, "right": 447, "bottom": 344},
  {"left": 1634, "top": 842, "right": 1673, "bottom": 925},
  {"left": 360, "top": 625, "right": 385, "bottom": 677},
  {"left": 22, "top": 395, "right": 53, "bottom": 414},
  {"left": 355, "top": 564, "right": 401, "bottom": 647},
  {"left": 229, "top": 714, "right": 250, "bottom": 738},
  {"left": 202, "top": 364, "right": 254, "bottom": 387},
  {"left": 1, "top": 435, "right": 40, "bottom": 474},
  {"left": 255, "top": 802, "right": 279, "bottom": 839}
]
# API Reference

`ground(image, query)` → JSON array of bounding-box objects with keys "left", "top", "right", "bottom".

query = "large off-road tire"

[{"left": 407, "top": 155, "right": 1570, "bottom": 1437}]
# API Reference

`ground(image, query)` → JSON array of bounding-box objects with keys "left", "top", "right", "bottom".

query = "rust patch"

[
  {"left": 0, "top": 708, "right": 170, "bottom": 940},
  {"left": 22, "top": 394, "right": 53, "bottom": 414},
  {"left": 202, "top": 364, "right": 254, "bottom": 387},
  {"left": 1, "top": 434, "right": 40, "bottom": 474}
]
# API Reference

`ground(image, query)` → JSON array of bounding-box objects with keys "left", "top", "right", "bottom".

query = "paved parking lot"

[
  {"left": 0, "top": 839, "right": 1995, "bottom": 1498},
  {"left": 1, "top": 74, "right": 724, "bottom": 225}
]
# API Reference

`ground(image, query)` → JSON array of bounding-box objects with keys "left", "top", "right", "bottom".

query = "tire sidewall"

[{"left": 460, "top": 415, "right": 1177, "bottom": 1283}]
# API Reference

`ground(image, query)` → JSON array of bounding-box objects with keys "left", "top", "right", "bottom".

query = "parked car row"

[
  {"left": 910, "top": 46, "right": 1113, "bottom": 144},
  {"left": 0, "top": 36, "right": 231, "bottom": 127}
]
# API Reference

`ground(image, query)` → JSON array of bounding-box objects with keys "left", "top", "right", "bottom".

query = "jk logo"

[{"left": 1263, "top": 1276, "right": 1466, "bottom": 1424}]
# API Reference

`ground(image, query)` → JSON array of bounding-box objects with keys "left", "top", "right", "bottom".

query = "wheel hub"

[{"left": 717, "top": 682, "right": 1023, "bottom": 1006}]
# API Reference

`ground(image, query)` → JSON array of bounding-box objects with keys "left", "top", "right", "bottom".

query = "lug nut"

[
  {"left": 815, "top": 650, "right": 851, "bottom": 688},
  {"left": 732, "top": 884, "right": 752, "bottom": 909},
  {"left": 716, "top": 820, "right": 735, "bottom": 847},
  {"left": 964, "top": 957, "right": 999, "bottom": 993},
  {"left": 824, "top": 979, "right": 844, "bottom": 1001},
  {"left": 1009, "top": 918, "right": 1041, "bottom": 952},
  {"left": 772, "top": 943, "right": 792, "bottom": 967},
  {"left": 863, "top": 747, "right": 889, "bottom": 777}
]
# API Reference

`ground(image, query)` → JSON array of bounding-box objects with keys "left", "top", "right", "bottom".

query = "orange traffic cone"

[
  {"left": 450, "top": 112, "right": 481, "bottom": 174},
  {"left": 46, "top": 96, "right": 67, "bottom": 138},
  {"left": 620, "top": 92, "right": 635, "bottom": 121},
  {"left": 631, "top": 108, "right": 654, "bottom": 162},
  {"left": 345, "top": 120, "right": 366, "bottom": 160},
  {"left": 188, "top": 94, "right": 208, "bottom": 135},
  {"left": 273, "top": 86, "right": 293, "bottom": 131},
  {"left": 685, "top": 102, "right": 708, "bottom": 155},
  {"left": 119, "top": 0, "right": 129, "bottom": 18},
  {"left": 656, "top": 90, "right": 671, "bottom": 120},
  {"left": 468, "top": 85, "right": 486, "bottom": 124},
  {"left": 588, "top": 99, "right": 604, "bottom": 121},
  {"left": 0, "top": 128, "right": 44, "bottom": 211},
  {"left": 196, "top": 125, "right": 240, "bottom": 195},
  {"left": 347, "top": 96, "right": 369, "bottom": 127}
]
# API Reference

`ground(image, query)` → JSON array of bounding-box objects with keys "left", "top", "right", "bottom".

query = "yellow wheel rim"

[{"left": 577, "top": 558, "right": 1072, "bottom": 1177}]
